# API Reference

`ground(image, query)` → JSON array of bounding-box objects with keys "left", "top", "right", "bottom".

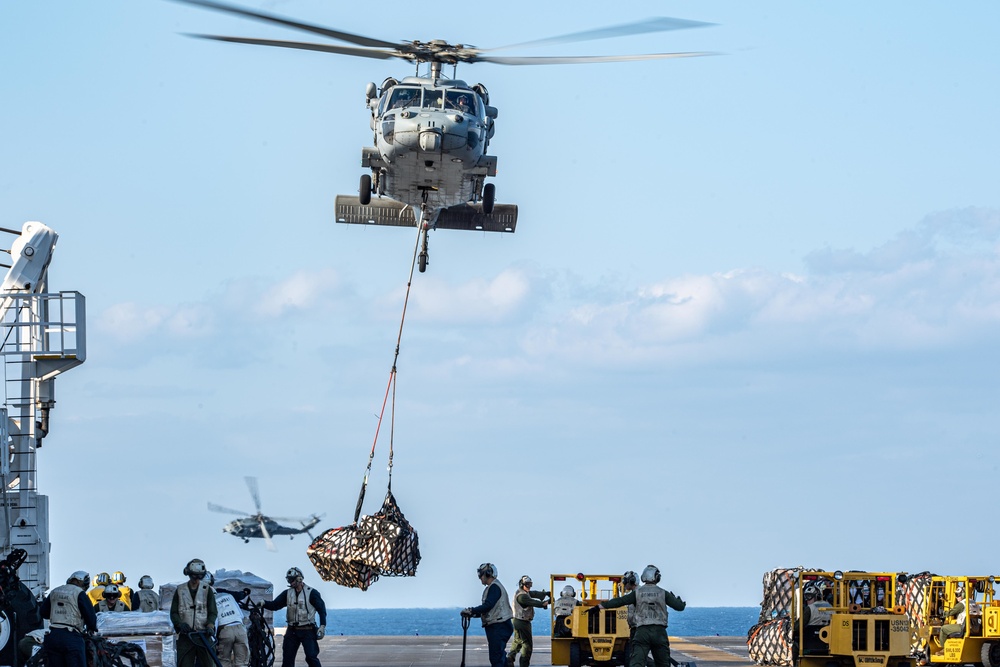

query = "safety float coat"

[
  {"left": 286, "top": 585, "right": 318, "bottom": 627},
  {"left": 634, "top": 584, "right": 669, "bottom": 627},
  {"left": 48, "top": 585, "right": 86, "bottom": 632},
  {"left": 175, "top": 582, "right": 212, "bottom": 630}
]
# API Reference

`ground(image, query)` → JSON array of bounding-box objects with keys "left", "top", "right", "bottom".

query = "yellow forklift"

[
  {"left": 749, "top": 569, "right": 915, "bottom": 667},
  {"left": 910, "top": 575, "right": 1000, "bottom": 667},
  {"left": 550, "top": 573, "right": 631, "bottom": 666}
]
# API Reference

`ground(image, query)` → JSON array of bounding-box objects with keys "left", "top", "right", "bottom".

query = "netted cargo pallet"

[
  {"left": 897, "top": 572, "right": 934, "bottom": 654},
  {"left": 748, "top": 616, "right": 792, "bottom": 666},
  {"left": 307, "top": 491, "right": 420, "bottom": 591}
]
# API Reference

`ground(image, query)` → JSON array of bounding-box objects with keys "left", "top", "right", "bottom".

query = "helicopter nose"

[{"left": 419, "top": 129, "right": 441, "bottom": 152}]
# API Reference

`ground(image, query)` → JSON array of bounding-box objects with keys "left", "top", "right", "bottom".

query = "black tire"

[
  {"left": 982, "top": 641, "right": 1000, "bottom": 667},
  {"left": 359, "top": 174, "right": 372, "bottom": 205},
  {"left": 482, "top": 182, "right": 495, "bottom": 214},
  {"left": 569, "top": 642, "right": 581, "bottom": 667},
  {"left": 418, "top": 253, "right": 427, "bottom": 273}
]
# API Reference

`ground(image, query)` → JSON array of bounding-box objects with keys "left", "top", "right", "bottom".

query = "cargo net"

[
  {"left": 306, "top": 490, "right": 420, "bottom": 591},
  {"left": 747, "top": 617, "right": 792, "bottom": 667},
  {"left": 748, "top": 567, "right": 822, "bottom": 666},
  {"left": 897, "top": 572, "right": 934, "bottom": 655}
]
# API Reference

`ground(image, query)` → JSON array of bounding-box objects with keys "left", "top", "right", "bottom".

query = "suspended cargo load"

[{"left": 306, "top": 491, "right": 420, "bottom": 591}]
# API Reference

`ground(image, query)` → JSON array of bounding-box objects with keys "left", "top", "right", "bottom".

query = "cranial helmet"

[
  {"left": 184, "top": 559, "right": 207, "bottom": 578},
  {"left": 957, "top": 587, "right": 966, "bottom": 599},
  {"left": 68, "top": 571, "right": 91, "bottom": 588},
  {"left": 286, "top": 567, "right": 304, "bottom": 585},
  {"left": 560, "top": 585, "right": 576, "bottom": 598},
  {"left": 477, "top": 563, "right": 497, "bottom": 579},
  {"left": 804, "top": 584, "right": 819, "bottom": 600},
  {"left": 519, "top": 575, "right": 532, "bottom": 589},
  {"left": 622, "top": 571, "right": 637, "bottom": 587},
  {"left": 111, "top": 571, "right": 126, "bottom": 585},
  {"left": 103, "top": 584, "right": 121, "bottom": 598},
  {"left": 96, "top": 572, "right": 111, "bottom": 586},
  {"left": 640, "top": 565, "right": 661, "bottom": 585},
  {"left": 138, "top": 575, "right": 154, "bottom": 590}
]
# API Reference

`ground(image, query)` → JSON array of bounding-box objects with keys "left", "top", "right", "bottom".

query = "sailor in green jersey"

[
  {"left": 507, "top": 575, "right": 550, "bottom": 667},
  {"left": 594, "top": 565, "right": 685, "bottom": 667}
]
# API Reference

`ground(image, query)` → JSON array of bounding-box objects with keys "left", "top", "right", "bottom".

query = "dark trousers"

[
  {"left": 178, "top": 632, "right": 218, "bottom": 667},
  {"left": 484, "top": 620, "right": 513, "bottom": 667},
  {"left": 630, "top": 625, "right": 670, "bottom": 667},
  {"left": 281, "top": 626, "right": 321, "bottom": 667},
  {"left": 43, "top": 628, "right": 86, "bottom": 667}
]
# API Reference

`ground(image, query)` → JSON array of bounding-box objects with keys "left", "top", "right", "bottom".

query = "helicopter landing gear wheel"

[
  {"left": 482, "top": 182, "right": 495, "bottom": 214},
  {"left": 359, "top": 173, "right": 372, "bottom": 205},
  {"left": 418, "top": 227, "right": 429, "bottom": 273}
]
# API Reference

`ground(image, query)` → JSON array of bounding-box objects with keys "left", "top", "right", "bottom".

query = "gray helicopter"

[
  {"left": 172, "top": 0, "right": 715, "bottom": 271},
  {"left": 208, "top": 476, "right": 321, "bottom": 551}
]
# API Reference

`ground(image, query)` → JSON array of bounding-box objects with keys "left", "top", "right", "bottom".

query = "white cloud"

[
  {"left": 408, "top": 268, "right": 531, "bottom": 324},
  {"left": 254, "top": 268, "right": 342, "bottom": 317}
]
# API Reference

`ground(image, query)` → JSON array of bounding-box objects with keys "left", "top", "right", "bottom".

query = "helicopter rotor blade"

[
  {"left": 485, "top": 17, "right": 715, "bottom": 53},
  {"left": 185, "top": 34, "right": 398, "bottom": 61},
  {"left": 245, "top": 476, "right": 263, "bottom": 514},
  {"left": 169, "top": 0, "right": 399, "bottom": 49},
  {"left": 259, "top": 518, "right": 277, "bottom": 552},
  {"left": 477, "top": 52, "right": 717, "bottom": 66},
  {"left": 207, "top": 502, "right": 251, "bottom": 516}
]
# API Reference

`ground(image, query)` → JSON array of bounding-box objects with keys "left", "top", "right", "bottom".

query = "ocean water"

[{"left": 272, "top": 607, "right": 757, "bottom": 637}]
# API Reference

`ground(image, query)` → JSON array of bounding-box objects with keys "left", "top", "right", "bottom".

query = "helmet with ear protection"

[
  {"left": 640, "top": 565, "right": 661, "bottom": 585},
  {"left": 477, "top": 563, "right": 497, "bottom": 579},
  {"left": 183, "top": 559, "right": 207, "bottom": 578}
]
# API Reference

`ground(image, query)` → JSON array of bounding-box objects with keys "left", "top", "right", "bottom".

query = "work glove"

[
  {"left": 461, "top": 608, "right": 473, "bottom": 618},
  {"left": 316, "top": 625, "right": 326, "bottom": 640},
  {"left": 176, "top": 623, "right": 193, "bottom": 634},
  {"left": 587, "top": 605, "right": 602, "bottom": 615}
]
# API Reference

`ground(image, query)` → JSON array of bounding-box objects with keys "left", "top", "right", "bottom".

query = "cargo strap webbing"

[{"left": 307, "top": 225, "right": 422, "bottom": 589}]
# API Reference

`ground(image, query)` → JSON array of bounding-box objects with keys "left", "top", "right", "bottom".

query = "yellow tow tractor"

[
  {"left": 749, "top": 569, "right": 916, "bottom": 667},
  {"left": 903, "top": 575, "right": 1000, "bottom": 667},
  {"left": 550, "top": 573, "right": 631, "bottom": 667}
]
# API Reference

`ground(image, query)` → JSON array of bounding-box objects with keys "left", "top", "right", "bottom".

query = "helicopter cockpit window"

[
  {"left": 421, "top": 89, "right": 444, "bottom": 109},
  {"left": 445, "top": 90, "right": 477, "bottom": 115},
  {"left": 388, "top": 87, "right": 421, "bottom": 110}
]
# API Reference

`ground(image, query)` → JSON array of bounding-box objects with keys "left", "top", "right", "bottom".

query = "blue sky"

[{"left": 1, "top": 0, "right": 999, "bottom": 612}]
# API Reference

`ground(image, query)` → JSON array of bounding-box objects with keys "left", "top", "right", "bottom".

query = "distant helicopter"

[
  {"left": 172, "top": 0, "right": 715, "bottom": 271},
  {"left": 208, "top": 477, "right": 322, "bottom": 551}
]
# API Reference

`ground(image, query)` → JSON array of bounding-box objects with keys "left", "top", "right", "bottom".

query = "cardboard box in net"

[{"left": 97, "top": 611, "right": 176, "bottom": 667}]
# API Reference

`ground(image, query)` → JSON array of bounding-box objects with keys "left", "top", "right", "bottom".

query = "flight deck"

[{"left": 288, "top": 632, "right": 752, "bottom": 667}]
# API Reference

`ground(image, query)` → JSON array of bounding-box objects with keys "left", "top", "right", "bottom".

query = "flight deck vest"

[
  {"left": 634, "top": 584, "right": 669, "bottom": 627},
  {"left": 97, "top": 599, "right": 127, "bottom": 613},
  {"left": 481, "top": 581, "right": 513, "bottom": 626},
  {"left": 216, "top": 592, "right": 243, "bottom": 628},
  {"left": 806, "top": 601, "right": 833, "bottom": 626},
  {"left": 48, "top": 585, "right": 86, "bottom": 632},
  {"left": 513, "top": 589, "right": 536, "bottom": 621},
  {"left": 175, "top": 582, "right": 212, "bottom": 630},
  {"left": 956, "top": 601, "right": 968, "bottom": 625},
  {"left": 286, "top": 585, "right": 317, "bottom": 627},
  {"left": 553, "top": 596, "right": 577, "bottom": 617},
  {"left": 138, "top": 589, "right": 160, "bottom": 613}
]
